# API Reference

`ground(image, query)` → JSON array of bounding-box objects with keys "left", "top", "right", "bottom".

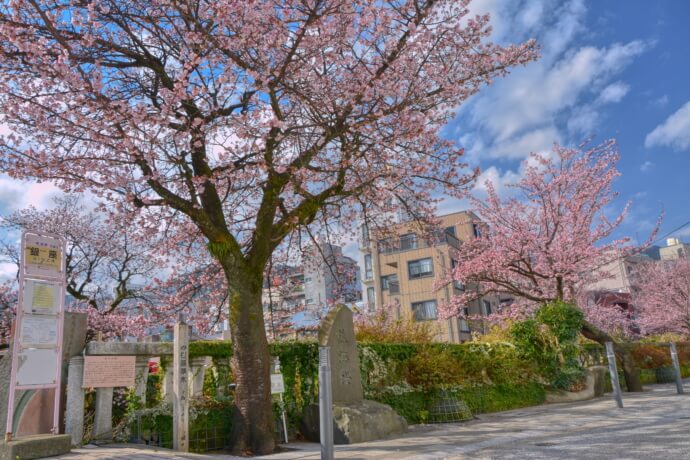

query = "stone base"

[
  {"left": 0, "top": 434, "right": 71, "bottom": 460},
  {"left": 546, "top": 366, "right": 608, "bottom": 403},
  {"left": 302, "top": 400, "right": 407, "bottom": 444}
]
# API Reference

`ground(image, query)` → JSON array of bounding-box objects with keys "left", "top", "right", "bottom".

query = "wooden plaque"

[{"left": 83, "top": 355, "right": 136, "bottom": 388}]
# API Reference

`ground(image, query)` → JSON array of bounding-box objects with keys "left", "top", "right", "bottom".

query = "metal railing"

[{"left": 377, "top": 230, "right": 460, "bottom": 255}]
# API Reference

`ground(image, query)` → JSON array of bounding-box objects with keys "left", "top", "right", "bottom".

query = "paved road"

[{"left": 47, "top": 383, "right": 690, "bottom": 459}]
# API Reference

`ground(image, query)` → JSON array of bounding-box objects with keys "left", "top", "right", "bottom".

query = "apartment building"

[
  {"left": 303, "top": 242, "right": 361, "bottom": 311},
  {"left": 659, "top": 238, "right": 690, "bottom": 261},
  {"left": 359, "top": 210, "right": 497, "bottom": 343}
]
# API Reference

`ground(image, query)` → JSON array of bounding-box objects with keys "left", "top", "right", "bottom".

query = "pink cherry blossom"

[{"left": 0, "top": 1, "right": 538, "bottom": 452}]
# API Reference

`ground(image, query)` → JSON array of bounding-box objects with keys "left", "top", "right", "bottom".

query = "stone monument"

[{"left": 302, "top": 305, "right": 407, "bottom": 444}]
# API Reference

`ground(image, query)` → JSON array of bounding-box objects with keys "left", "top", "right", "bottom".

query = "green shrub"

[
  {"left": 631, "top": 344, "right": 672, "bottom": 369},
  {"left": 508, "top": 302, "right": 584, "bottom": 390},
  {"left": 369, "top": 382, "right": 545, "bottom": 424}
]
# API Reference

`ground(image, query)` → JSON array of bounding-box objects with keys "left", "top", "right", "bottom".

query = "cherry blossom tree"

[
  {"left": 441, "top": 140, "right": 656, "bottom": 391},
  {"left": 2, "top": 195, "right": 161, "bottom": 313},
  {"left": 0, "top": 0, "right": 537, "bottom": 451},
  {"left": 634, "top": 259, "right": 690, "bottom": 337}
]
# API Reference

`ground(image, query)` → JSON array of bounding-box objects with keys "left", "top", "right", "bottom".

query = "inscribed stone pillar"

[
  {"left": 318, "top": 305, "right": 364, "bottom": 404},
  {"left": 302, "top": 304, "right": 406, "bottom": 444},
  {"left": 64, "top": 356, "right": 85, "bottom": 446},
  {"left": 173, "top": 321, "right": 189, "bottom": 452},
  {"left": 92, "top": 387, "right": 113, "bottom": 440},
  {"left": 134, "top": 357, "right": 150, "bottom": 406}
]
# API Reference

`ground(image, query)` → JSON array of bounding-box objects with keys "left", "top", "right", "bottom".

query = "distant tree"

[
  {"left": 634, "top": 259, "right": 690, "bottom": 337},
  {"left": 1, "top": 195, "right": 160, "bottom": 311},
  {"left": 0, "top": 0, "right": 537, "bottom": 451},
  {"left": 442, "top": 140, "right": 657, "bottom": 391}
]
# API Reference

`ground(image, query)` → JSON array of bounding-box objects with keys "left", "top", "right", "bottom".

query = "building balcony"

[{"left": 377, "top": 230, "right": 460, "bottom": 255}]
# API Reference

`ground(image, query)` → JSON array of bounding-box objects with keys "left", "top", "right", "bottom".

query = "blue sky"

[
  {"left": 439, "top": 0, "right": 690, "bottom": 246},
  {"left": 1, "top": 0, "right": 689, "bottom": 275}
]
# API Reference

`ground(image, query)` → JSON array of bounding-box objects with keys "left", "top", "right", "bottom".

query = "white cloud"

[
  {"left": 598, "top": 81, "right": 630, "bottom": 103},
  {"left": 644, "top": 101, "right": 690, "bottom": 151},
  {"left": 0, "top": 175, "right": 62, "bottom": 213},
  {"left": 460, "top": 39, "right": 646, "bottom": 161},
  {"left": 639, "top": 161, "right": 655, "bottom": 173},
  {"left": 0, "top": 262, "right": 16, "bottom": 280},
  {"left": 473, "top": 166, "right": 523, "bottom": 198},
  {"left": 652, "top": 94, "right": 668, "bottom": 107}
]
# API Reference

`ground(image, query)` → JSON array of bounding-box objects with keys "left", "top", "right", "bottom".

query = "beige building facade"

[
  {"left": 359, "top": 211, "right": 497, "bottom": 343},
  {"left": 660, "top": 238, "right": 690, "bottom": 261}
]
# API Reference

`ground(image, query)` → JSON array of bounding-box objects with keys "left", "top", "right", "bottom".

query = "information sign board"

[
  {"left": 83, "top": 356, "right": 136, "bottom": 388},
  {"left": 20, "top": 315, "right": 59, "bottom": 347},
  {"left": 22, "top": 233, "right": 64, "bottom": 279},
  {"left": 16, "top": 348, "right": 59, "bottom": 386},
  {"left": 271, "top": 373, "right": 285, "bottom": 394},
  {"left": 22, "top": 280, "right": 60, "bottom": 315},
  {"left": 6, "top": 231, "right": 66, "bottom": 439}
]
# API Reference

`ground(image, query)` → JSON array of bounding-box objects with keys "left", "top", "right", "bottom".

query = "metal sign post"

[
  {"left": 318, "top": 346, "right": 333, "bottom": 460},
  {"left": 6, "top": 232, "right": 66, "bottom": 441},
  {"left": 669, "top": 342, "right": 684, "bottom": 394},
  {"left": 271, "top": 358, "right": 288, "bottom": 444},
  {"left": 605, "top": 342, "right": 623, "bottom": 408}
]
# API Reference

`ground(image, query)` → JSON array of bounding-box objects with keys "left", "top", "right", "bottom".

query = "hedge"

[{"left": 183, "top": 340, "right": 545, "bottom": 429}]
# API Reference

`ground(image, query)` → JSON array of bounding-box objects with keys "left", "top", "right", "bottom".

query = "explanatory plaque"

[{"left": 82, "top": 356, "right": 136, "bottom": 388}]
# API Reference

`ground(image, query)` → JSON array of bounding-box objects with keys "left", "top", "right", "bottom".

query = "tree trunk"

[
  {"left": 225, "top": 267, "right": 275, "bottom": 455},
  {"left": 580, "top": 321, "right": 643, "bottom": 392}
]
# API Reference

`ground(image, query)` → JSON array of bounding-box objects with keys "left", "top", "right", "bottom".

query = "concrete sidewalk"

[{"left": 47, "top": 382, "right": 690, "bottom": 459}]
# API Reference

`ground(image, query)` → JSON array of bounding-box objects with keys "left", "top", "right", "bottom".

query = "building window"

[
  {"left": 366, "top": 287, "right": 375, "bottom": 308},
  {"left": 400, "top": 233, "right": 418, "bottom": 250},
  {"left": 378, "top": 237, "right": 395, "bottom": 254},
  {"left": 408, "top": 258, "right": 433, "bottom": 279},
  {"left": 381, "top": 274, "right": 398, "bottom": 290},
  {"left": 445, "top": 226, "right": 456, "bottom": 237},
  {"left": 459, "top": 318, "right": 470, "bottom": 332},
  {"left": 364, "top": 254, "right": 373, "bottom": 280},
  {"left": 472, "top": 223, "right": 481, "bottom": 238},
  {"left": 361, "top": 223, "right": 370, "bottom": 246},
  {"left": 412, "top": 300, "right": 437, "bottom": 321},
  {"left": 483, "top": 300, "right": 492, "bottom": 316}
]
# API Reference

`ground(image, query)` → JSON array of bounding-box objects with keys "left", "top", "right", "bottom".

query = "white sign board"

[
  {"left": 16, "top": 348, "right": 59, "bottom": 386},
  {"left": 20, "top": 315, "right": 59, "bottom": 347},
  {"left": 271, "top": 373, "right": 285, "bottom": 394}
]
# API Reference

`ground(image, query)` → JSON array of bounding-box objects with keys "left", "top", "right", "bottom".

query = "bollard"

[
  {"left": 605, "top": 342, "right": 623, "bottom": 408},
  {"left": 669, "top": 343, "right": 684, "bottom": 394},
  {"left": 318, "top": 346, "right": 334, "bottom": 460}
]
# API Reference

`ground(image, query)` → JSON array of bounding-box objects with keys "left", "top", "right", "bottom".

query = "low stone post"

[
  {"left": 669, "top": 342, "right": 684, "bottom": 394},
  {"left": 134, "top": 356, "right": 150, "bottom": 405},
  {"left": 65, "top": 356, "right": 85, "bottom": 446},
  {"left": 92, "top": 387, "right": 114, "bottom": 440},
  {"left": 162, "top": 366, "right": 174, "bottom": 403},
  {"left": 173, "top": 320, "right": 190, "bottom": 452},
  {"left": 605, "top": 342, "right": 623, "bottom": 408},
  {"left": 191, "top": 356, "right": 209, "bottom": 397}
]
